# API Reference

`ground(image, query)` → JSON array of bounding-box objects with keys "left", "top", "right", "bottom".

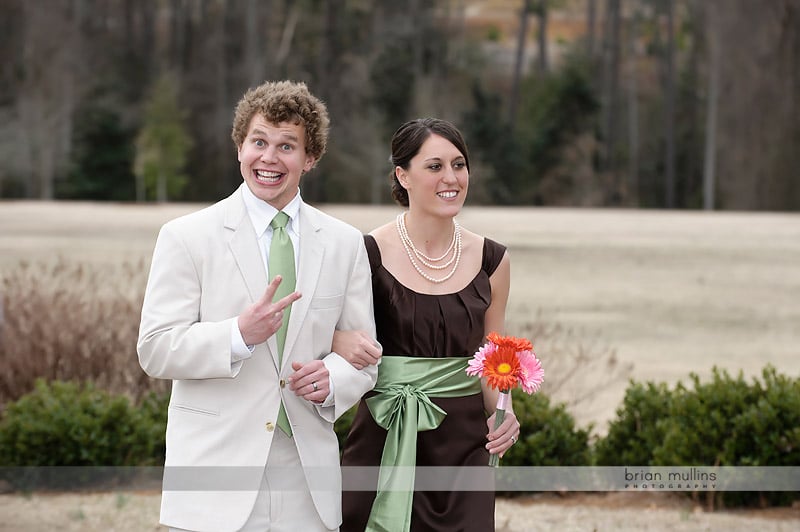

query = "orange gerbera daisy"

[
  {"left": 483, "top": 345, "right": 521, "bottom": 391},
  {"left": 487, "top": 332, "right": 533, "bottom": 353}
]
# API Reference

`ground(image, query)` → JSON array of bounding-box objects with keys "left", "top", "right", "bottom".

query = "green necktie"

[{"left": 269, "top": 211, "right": 295, "bottom": 436}]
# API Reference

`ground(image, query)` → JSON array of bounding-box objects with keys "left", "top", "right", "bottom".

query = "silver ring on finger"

[
  {"left": 312, "top": 381, "right": 318, "bottom": 391},
  {"left": 510, "top": 435, "right": 517, "bottom": 444}
]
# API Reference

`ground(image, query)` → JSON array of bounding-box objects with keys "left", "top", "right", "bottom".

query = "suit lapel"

[
  {"left": 224, "top": 186, "right": 281, "bottom": 366},
  {"left": 281, "top": 202, "right": 324, "bottom": 367},
  {"left": 225, "top": 186, "right": 268, "bottom": 302}
]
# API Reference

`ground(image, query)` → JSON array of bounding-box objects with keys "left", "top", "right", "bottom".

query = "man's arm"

[
  {"left": 137, "top": 224, "right": 238, "bottom": 380},
  {"left": 317, "top": 236, "right": 380, "bottom": 421},
  {"left": 331, "top": 329, "right": 382, "bottom": 370}
]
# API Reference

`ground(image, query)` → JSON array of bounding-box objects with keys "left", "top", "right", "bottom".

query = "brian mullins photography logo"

[{"left": 624, "top": 467, "right": 717, "bottom": 490}]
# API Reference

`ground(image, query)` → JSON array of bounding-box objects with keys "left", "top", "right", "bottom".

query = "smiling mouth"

[
  {"left": 438, "top": 191, "right": 458, "bottom": 199},
  {"left": 255, "top": 170, "right": 283, "bottom": 184}
]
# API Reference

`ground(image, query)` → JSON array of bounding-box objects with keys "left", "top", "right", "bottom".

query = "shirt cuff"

[
  {"left": 319, "top": 378, "right": 335, "bottom": 407},
  {"left": 318, "top": 359, "right": 336, "bottom": 407},
  {"left": 230, "top": 319, "right": 254, "bottom": 363}
]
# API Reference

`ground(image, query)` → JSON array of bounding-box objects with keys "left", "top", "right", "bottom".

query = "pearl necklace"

[
  {"left": 396, "top": 213, "right": 462, "bottom": 283},
  {"left": 397, "top": 212, "right": 459, "bottom": 269}
]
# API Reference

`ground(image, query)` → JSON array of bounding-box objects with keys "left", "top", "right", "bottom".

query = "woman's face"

[{"left": 397, "top": 133, "right": 469, "bottom": 217}]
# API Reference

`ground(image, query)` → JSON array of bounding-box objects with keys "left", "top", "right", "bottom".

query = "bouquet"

[{"left": 466, "top": 332, "right": 544, "bottom": 467}]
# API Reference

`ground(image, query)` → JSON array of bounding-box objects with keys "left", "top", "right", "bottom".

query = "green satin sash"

[{"left": 364, "top": 356, "right": 482, "bottom": 532}]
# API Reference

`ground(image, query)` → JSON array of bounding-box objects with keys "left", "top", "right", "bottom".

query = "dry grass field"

[
  {"left": 1, "top": 200, "right": 799, "bottom": 530},
  {"left": 2, "top": 200, "right": 798, "bottom": 429}
]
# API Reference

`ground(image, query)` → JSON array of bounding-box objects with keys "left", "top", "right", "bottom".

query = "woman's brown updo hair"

[{"left": 389, "top": 118, "right": 470, "bottom": 207}]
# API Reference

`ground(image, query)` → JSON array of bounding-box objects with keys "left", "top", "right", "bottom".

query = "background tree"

[
  {"left": 708, "top": 0, "right": 800, "bottom": 210},
  {"left": 702, "top": 0, "right": 720, "bottom": 210},
  {"left": 13, "top": 0, "right": 85, "bottom": 199},
  {"left": 58, "top": 102, "right": 136, "bottom": 201},
  {"left": 509, "top": 0, "right": 533, "bottom": 127},
  {"left": 0, "top": 0, "right": 798, "bottom": 211},
  {"left": 0, "top": 0, "right": 25, "bottom": 197},
  {"left": 663, "top": 0, "right": 676, "bottom": 208},
  {"left": 599, "top": 0, "right": 622, "bottom": 203},
  {"left": 463, "top": 82, "right": 528, "bottom": 205},
  {"left": 516, "top": 53, "right": 601, "bottom": 205},
  {"left": 133, "top": 73, "right": 193, "bottom": 202}
]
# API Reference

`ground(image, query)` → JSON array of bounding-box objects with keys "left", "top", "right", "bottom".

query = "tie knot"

[{"left": 270, "top": 211, "right": 290, "bottom": 230}]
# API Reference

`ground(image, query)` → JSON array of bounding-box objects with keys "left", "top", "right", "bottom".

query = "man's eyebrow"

[{"left": 250, "top": 128, "right": 299, "bottom": 143}]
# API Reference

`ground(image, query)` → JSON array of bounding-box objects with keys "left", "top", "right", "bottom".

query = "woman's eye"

[
  {"left": 429, "top": 164, "right": 441, "bottom": 171},
  {"left": 255, "top": 139, "right": 265, "bottom": 147},
  {"left": 454, "top": 162, "right": 466, "bottom": 169},
  {"left": 281, "top": 144, "right": 293, "bottom": 151}
]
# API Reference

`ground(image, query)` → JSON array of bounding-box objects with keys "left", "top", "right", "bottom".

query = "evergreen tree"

[
  {"left": 133, "top": 73, "right": 193, "bottom": 202},
  {"left": 59, "top": 104, "right": 135, "bottom": 201}
]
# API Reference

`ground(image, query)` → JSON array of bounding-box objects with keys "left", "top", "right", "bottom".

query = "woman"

[{"left": 336, "top": 118, "right": 520, "bottom": 531}]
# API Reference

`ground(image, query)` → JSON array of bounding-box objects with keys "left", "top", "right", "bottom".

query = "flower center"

[{"left": 497, "top": 362, "right": 512, "bottom": 375}]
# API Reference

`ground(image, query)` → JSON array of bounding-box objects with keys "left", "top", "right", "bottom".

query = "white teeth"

[
  {"left": 438, "top": 191, "right": 457, "bottom": 199},
  {"left": 256, "top": 170, "right": 281, "bottom": 179}
]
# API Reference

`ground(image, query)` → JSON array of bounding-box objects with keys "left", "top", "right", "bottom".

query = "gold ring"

[{"left": 312, "top": 381, "right": 318, "bottom": 391}]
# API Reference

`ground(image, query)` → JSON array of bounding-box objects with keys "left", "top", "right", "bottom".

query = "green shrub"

[
  {"left": 721, "top": 366, "right": 800, "bottom": 466},
  {"left": 501, "top": 391, "right": 592, "bottom": 467},
  {"left": 132, "top": 390, "right": 169, "bottom": 463},
  {"left": 593, "top": 366, "right": 800, "bottom": 508},
  {"left": 594, "top": 381, "right": 673, "bottom": 466},
  {"left": 715, "top": 367, "right": 800, "bottom": 508},
  {"left": 653, "top": 368, "right": 763, "bottom": 466},
  {"left": 0, "top": 379, "right": 167, "bottom": 467},
  {"left": 595, "top": 366, "right": 800, "bottom": 469}
]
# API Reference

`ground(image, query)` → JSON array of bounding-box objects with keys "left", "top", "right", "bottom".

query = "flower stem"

[{"left": 489, "top": 391, "right": 509, "bottom": 467}]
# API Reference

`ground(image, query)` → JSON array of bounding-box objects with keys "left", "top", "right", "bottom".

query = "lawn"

[{"left": 1, "top": 200, "right": 799, "bottom": 430}]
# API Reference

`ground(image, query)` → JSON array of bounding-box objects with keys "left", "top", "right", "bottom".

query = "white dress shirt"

[{"left": 230, "top": 184, "right": 333, "bottom": 404}]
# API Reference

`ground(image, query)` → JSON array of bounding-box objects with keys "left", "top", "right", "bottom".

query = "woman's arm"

[
  {"left": 482, "top": 249, "right": 511, "bottom": 412},
  {"left": 481, "top": 250, "right": 521, "bottom": 457}
]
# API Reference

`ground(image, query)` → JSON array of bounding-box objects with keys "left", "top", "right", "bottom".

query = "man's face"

[{"left": 238, "top": 114, "right": 316, "bottom": 210}]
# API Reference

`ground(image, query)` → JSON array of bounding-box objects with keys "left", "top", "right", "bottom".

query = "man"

[{"left": 137, "top": 80, "right": 381, "bottom": 532}]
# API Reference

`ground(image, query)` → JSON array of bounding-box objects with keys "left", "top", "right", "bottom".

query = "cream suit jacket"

[{"left": 137, "top": 185, "right": 378, "bottom": 531}]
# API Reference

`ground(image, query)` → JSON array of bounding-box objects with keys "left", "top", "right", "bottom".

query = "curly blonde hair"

[{"left": 231, "top": 80, "right": 330, "bottom": 165}]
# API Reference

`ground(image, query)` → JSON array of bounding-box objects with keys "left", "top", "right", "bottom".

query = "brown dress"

[{"left": 341, "top": 234, "right": 507, "bottom": 532}]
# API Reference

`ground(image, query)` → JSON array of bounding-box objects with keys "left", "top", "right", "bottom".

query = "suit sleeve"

[
  {"left": 317, "top": 235, "right": 379, "bottom": 422},
  {"left": 137, "top": 223, "right": 242, "bottom": 380}
]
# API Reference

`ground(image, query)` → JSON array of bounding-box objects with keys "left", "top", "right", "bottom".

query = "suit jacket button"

[
  {"left": 265, "top": 422, "right": 275, "bottom": 432},
  {"left": 279, "top": 379, "right": 286, "bottom": 388}
]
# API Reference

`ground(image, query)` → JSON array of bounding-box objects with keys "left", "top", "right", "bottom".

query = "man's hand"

[
  {"left": 288, "top": 360, "right": 330, "bottom": 403},
  {"left": 332, "top": 330, "right": 382, "bottom": 370},
  {"left": 237, "top": 275, "right": 302, "bottom": 346}
]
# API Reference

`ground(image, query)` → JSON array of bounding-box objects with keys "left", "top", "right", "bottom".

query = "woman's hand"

[
  {"left": 332, "top": 330, "right": 382, "bottom": 370},
  {"left": 485, "top": 411, "right": 521, "bottom": 458}
]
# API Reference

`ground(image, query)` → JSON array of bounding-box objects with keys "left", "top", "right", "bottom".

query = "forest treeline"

[{"left": 1, "top": 0, "right": 798, "bottom": 210}]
